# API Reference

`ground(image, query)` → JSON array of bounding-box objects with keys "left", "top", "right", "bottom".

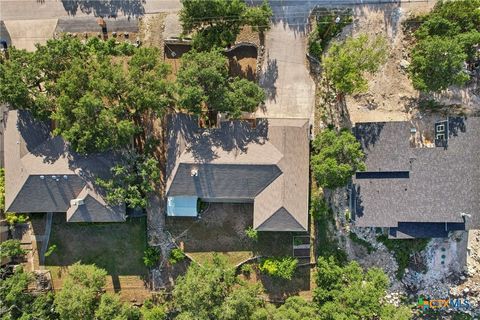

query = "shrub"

[
  {"left": 244, "top": 227, "right": 258, "bottom": 241},
  {"left": 259, "top": 257, "right": 298, "bottom": 280},
  {"left": 44, "top": 244, "right": 57, "bottom": 257},
  {"left": 240, "top": 263, "right": 254, "bottom": 275},
  {"left": 143, "top": 246, "right": 161, "bottom": 268},
  {"left": 0, "top": 239, "right": 26, "bottom": 259},
  {"left": 169, "top": 248, "right": 186, "bottom": 265},
  {"left": 5, "top": 212, "right": 29, "bottom": 225}
]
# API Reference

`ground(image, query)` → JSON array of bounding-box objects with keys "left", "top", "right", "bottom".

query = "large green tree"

[
  {"left": 311, "top": 128, "right": 365, "bottom": 189},
  {"left": 176, "top": 49, "right": 265, "bottom": 117},
  {"left": 0, "top": 37, "right": 173, "bottom": 154},
  {"left": 408, "top": 0, "right": 480, "bottom": 92},
  {"left": 180, "top": 0, "right": 272, "bottom": 50},
  {"left": 96, "top": 151, "right": 160, "bottom": 209},
  {"left": 314, "top": 257, "right": 411, "bottom": 320},
  {"left": 54, "top": 263, "right": 108, "bottom": 320},
  {"left": 322, "top": 34, "right": 387, "bottom": 95}
]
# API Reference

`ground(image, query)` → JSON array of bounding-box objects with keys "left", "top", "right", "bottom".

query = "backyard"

[{"left": 44, "top": 214, "right": 149, "bottom": 301}]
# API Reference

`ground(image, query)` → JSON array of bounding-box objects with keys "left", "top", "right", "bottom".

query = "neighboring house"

[
  {"left": 4, "top": 110, "right": 125, "bottom": 222},
  {"left": 166, "top": 114, "right": 310, "bottom": 232},
  {"left": 351, "top": 117, "right": 480, "bottom": 239}
]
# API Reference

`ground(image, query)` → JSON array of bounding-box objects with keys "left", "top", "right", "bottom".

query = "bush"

[
  {"left": 5, "top": 212, "right": 29, "bottom": 225},
  {"left": 0, "top": 168, "right": 4, "bottom": 211},
  {"left": 0, "top": 239, "right": 26, "bottom": 259},
  {"left": 244, "top": 227, "right": 258, "bottom": 241},
  {"left": 259, "top": 257, "right": 298, "bottom": 280},
  {"left": 240, "top": 263, "right": 254, "bottom": 275},
  {"left": 169, "top": 248, "right": 186, "bottom": 265},
  {"left": 143, "top": 246, "right": 161, "bottom": 268}
]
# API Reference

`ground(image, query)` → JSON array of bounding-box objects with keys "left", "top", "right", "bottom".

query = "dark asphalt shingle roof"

[
  {"left": 166, "top": 114, "right": 310, "bottom": 232},
  {"left": 4, "top": 110, "right": 125, "bottom": 222},
  {"left": 353, "top": 118, "right": 480, "bottom": 230}
]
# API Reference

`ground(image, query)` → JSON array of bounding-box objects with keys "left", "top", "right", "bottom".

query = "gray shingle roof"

[
  {"left": 352, "top": 118, "right": 480, "bottom": 231},
  {"left": 4, "top": 110, "right": 125, "bottom": 222},
  {"left": 166, "top": 114, "right": 310, "bottom": 232}
]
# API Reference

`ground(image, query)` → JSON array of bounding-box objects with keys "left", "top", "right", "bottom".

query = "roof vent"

[
  {"left": 191, "top": 168, "right": 198, "bottom": 177},
  {"left": 63, "top": 175, "right": 68, "bottom": 180},
  {"left": 51, "top": 175, "right": 57, "bottom": 179},
  {"left": 40, "top": 175, "right": 45, "bottom": 180},
  {"left": 70, "top": 199, "right": 84, "bottom": 206}
]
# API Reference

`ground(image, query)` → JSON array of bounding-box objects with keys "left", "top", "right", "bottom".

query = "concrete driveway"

[{"left": 257, "top": 22, "right": 315, "bottom": 120}]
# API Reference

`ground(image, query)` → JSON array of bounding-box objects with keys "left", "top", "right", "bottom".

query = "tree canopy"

[
  {"left": 0, "top": 37, "right": 173, "bottom": 154},
  {"left": 180, "top": 0, "right": 273, "bottom": 50},
  {"left": 311, "top": 128, "right": 366, "bottom": 189},
  {"left": 409, "top": 0, "right": 480, "bottom": 92},
  {"left": 314, "top": 257, "right": 411, "bottom": 320},
  {"left": 0, "top": 239, "right": 26, "bottom": 259},
  {"left": 322, "top": 34, "right": 388, "bottom": 95},
  {"left": 176, "top": 49, "right": 265, "bottom": 117}
]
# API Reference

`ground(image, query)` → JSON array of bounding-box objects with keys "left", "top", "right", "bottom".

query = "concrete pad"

[
  {"left": 163, "top": 12, "right": 181, "bottom": 39},
  {"left": 4, "top": 19, "right": 57, "bottom": 51},
  {"left": 257, "top": 23, "right": 315, "bottom": 120}
]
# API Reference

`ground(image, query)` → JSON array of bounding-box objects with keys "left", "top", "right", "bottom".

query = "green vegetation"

[
  {"left": 0, "top": 37, "right": 173, "bottom": 154},
  {"left": 176, "top": 49, "right": 265, "bottom": 118},
  {"left": 240, "top": 263, "right": 253, "bottom": 275},
  {"left": 44, "top": 244, "right": 57, "bottom": 258},
  {"left": 259, "top": 257, "right": 298, "bottom": 280},
  {"left": 314, "top": 256, "right": 411, "bottom": 320},
  {"left": 309, "top": 8, "right": 353, "bottom": 58},
  {"left": 143, "top": 246, "right": 161, "bottom": 268},
  {"left": 377, "top": 234, "right": 430, "bottom": 279},
  {"left": 169, "top": 248, "right": 186, "bottom": 265},
  {"left": 96, "top": 152, "right": 160, "bottom": 209},
  {"left": 409, "top": 0, "right": 480, "bottom": 92},
  {"left": 0, "top": 168, "right": 4, "bottom": 211},
  {"left": 45, "top": 216, "right": 147, "bottom": 276},
  {"left": 311, "top": 128, "right": 366, "bottom": 189},
  {"left": 349, "top": 232, "right": 375, "bottom": 254},
  {"left": 322, "top": 34, "right": 388, "bottom": 95},
  {"left": 180, "top": 0, "right": 272, "bottom": 50},
  {"left": 5, "top": 212, "right": 29, "bottom": 225},
  {"left": 244, "top": 226, "right": 258, "bottom": 241},
  {"left": 0, "top": 239, "right": 26, "bottom": 259}
]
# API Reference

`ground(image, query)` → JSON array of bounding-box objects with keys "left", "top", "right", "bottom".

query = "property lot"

[
  {"left": 166, "top": 203, "right": 294, "bottom": 265},
  {"left": 44, "top": 214, "right": 149, "bottom": 301}
]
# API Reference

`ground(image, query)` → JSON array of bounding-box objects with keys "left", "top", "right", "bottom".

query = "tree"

[
  {"left": 0, "top": 267, "right": 58, "bottom": 320},
  {"left": 96, "top": 152, "right": 160, "bottom": 208},
  {"left": 54, "top": 263, "right": 107, "bottom": 320},
  {"left": 314, "top": 257, "right": 411, "bottom": 320},
  {"left": 0, "top": 37, "right": 173, "bottom": 154},
  {"left": 409, "top": 36, "right": 469, "bottom": 92},
  {"left": 311, "top": 128, "right": 365, "bottom": 189},
  {"left": 219, "top": 284, "right": 265, "bottom": 320},
  {"left": 273, "top": 296, "right": 320, "bottom": 320},
  {"left": 322, "top": 34, "right": 387, "bottom": 95},
  {"left": 176, "top": 50, "right": 264, "bottom": 117},
  {"left": 95, "top": 292, "right": 141, "bottom": 320},
  {"left": 0, "top": 239, "right": 26, "bottom": 259},
  {"left": 140, "top": 299, "right": 167, "bottom": 320},
  {"left": 180, "top": 0, "right": 272, "bottom": 49}
]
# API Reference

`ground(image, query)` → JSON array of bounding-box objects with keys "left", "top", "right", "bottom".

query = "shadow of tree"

[
  {"left": 61, "top": 0, "right": 145, "bottom": 18},
  {"left": 259, "top": 58, "right": 278, "bottom": 102}
]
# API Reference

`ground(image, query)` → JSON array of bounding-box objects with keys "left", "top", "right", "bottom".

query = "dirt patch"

[
  {"left": 225, "top": 45, "right": 258, "bottom": 81},
  {"left": 138, "top": 13, "right": 167, "bottom": 50},
  {"left": 163, "top": 43, "right": 192, "bottom": 80}
]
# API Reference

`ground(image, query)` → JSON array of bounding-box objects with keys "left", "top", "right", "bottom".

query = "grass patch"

[
  {"left": 377, "top": 235, "right": 429, "bottom": 279},
  {"left": 349, "top": 232, "right": 375, "bottom": 254},
  {"left": 45, "top": 215, "right": 147, "bottom": 276},
  {"left": 187, "top": 251, "right": 253, "bottom": 267}
]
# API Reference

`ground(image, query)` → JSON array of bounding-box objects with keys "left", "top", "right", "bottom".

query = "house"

[
  {"left": 165, "top": 114, "right": 310, "bottom": 232},
  {"left": 4, "top": 110, "right": 126, "bottom": 222},
  {"left": 351, "top": 117, "right": 480, "bottom": 239}
]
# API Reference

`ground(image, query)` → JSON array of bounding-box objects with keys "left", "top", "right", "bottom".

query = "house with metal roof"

[
  {"left": 4, "top": 110, "right": 126, "bottom": 222},
  {"left": 165, "top": 114, "right": 310, "bottom": 232},
  {"left": 351, "top": 117, "right": 480, "bottom": 239}
]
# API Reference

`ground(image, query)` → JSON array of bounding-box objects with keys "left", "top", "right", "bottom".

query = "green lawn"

[{"left": 45, "top": 214, "right": 147, "bottom": 276}]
